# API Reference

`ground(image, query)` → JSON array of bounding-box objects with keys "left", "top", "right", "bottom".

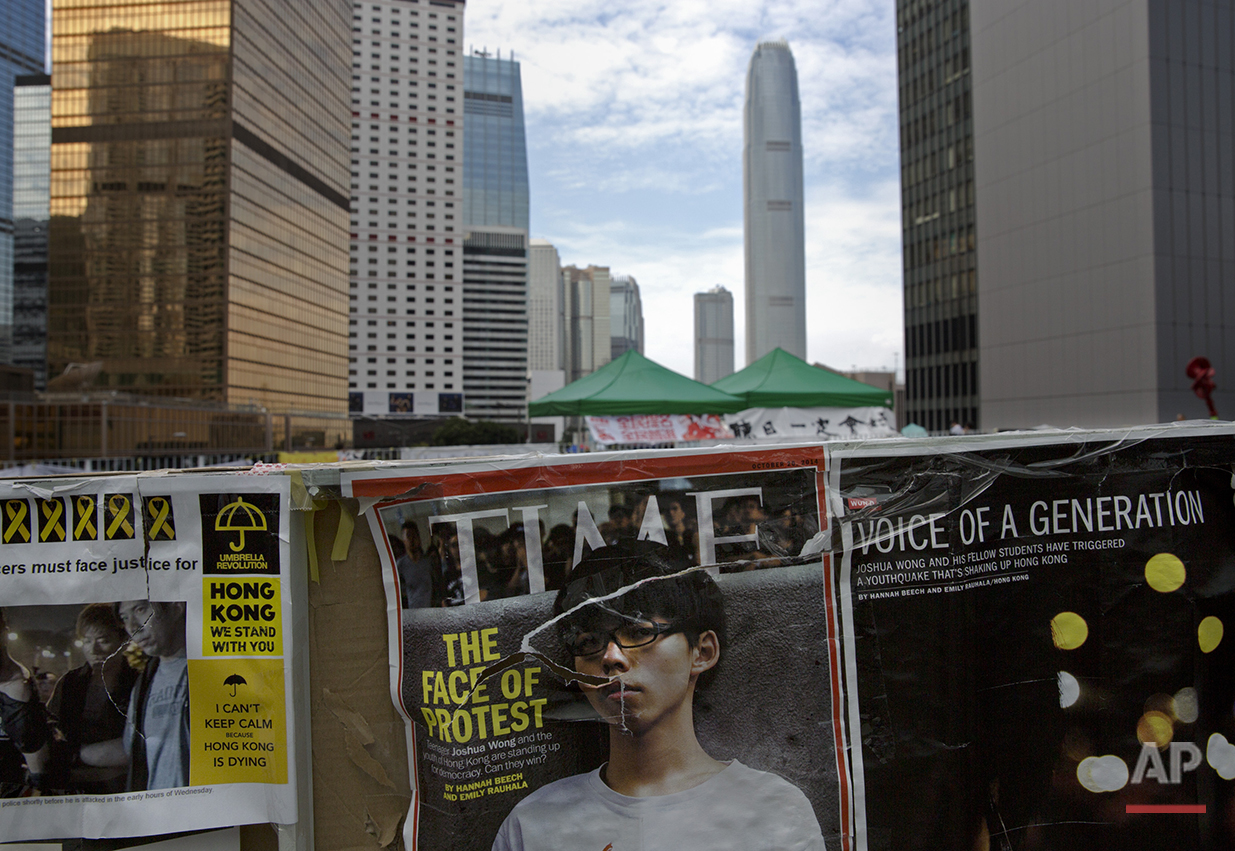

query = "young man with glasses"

[{"left": 492, "top": 540, "right": 823, "bottom": 851}]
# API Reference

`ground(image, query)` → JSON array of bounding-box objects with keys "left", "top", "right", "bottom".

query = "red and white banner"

[{"left": 585, "top": 414, "right": 734, "bottom": 445}]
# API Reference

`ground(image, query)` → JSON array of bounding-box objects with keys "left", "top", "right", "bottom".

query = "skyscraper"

[
  {"left": 13, "top": 74, "right": 51, "bottom": 389},
  {"left": 527, "top": 239, "right": 565, "bottom": 372},
  {"left": 609, "top": 274, "right": 644, "bottom": 360},
  {"left": 527, "top": 239, "right": 565, "bottom": 442},
  {"left": 1, "top": 1, "right": 46, "bottom": 366},
  {"left": 348, "top": 0, "right": 465, "bottom": 418},
  {"left": 897, "top": 1, "right": 977, "bottom": 432},
  {"left": 564, "top": 265, "right": 610, "bottom": 383},
  {"left": 695, "top": 285, "right": 734, "bottom": 384},
  {"left": 462, "top": 54, "right": 528, "bottom": 231},
  {"left": 743, "top": 40, "right": 806, "bottom": 365},
  {"left": 50, "top": 0, "right": 352, "bottom": 413},
  {"left": 900, "top": 0, "right": 1235, "bottom": 430},
  {"left": 461, "top": 52, "right": 529, "bottom": 421}
]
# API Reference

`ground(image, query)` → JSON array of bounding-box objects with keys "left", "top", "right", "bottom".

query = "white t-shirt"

[{"left": 492, "top": 760, "right": 825, "bottom": 851}]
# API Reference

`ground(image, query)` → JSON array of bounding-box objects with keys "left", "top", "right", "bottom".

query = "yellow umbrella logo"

[{"left": 215, "top": 496, "right": 267, "bottom": 552}]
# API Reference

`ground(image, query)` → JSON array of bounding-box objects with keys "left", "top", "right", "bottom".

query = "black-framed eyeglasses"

[{"left": 563, "top": 619, "right": 681, "bottom": 658}]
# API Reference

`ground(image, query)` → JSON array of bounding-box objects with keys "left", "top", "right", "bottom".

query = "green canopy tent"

[
  {"left": 528, "top": 350, "right": 748, "bottom": 417},
  {"left": 711, "top": 348, "right": 893, "bottom": 408}
]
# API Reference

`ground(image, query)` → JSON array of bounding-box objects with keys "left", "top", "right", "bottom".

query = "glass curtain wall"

[{"left": 49, "top": 0, "right": 351, "bottom": 412}]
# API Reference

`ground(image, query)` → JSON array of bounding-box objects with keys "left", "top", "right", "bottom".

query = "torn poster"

[
  {"left": 829, "top": 426, "right": 1235, "bottom": 850},
  {"left": 0, "top": 473, "right": 296, "bottom": 839},
  {"left": 343, "top": 446, "right": 837, "bottom": 851}
]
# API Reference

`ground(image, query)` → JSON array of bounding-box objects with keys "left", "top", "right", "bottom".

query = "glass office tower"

[
  {"left": 462, "top": 54, "right": 528, "bottom": 231},
  {"left": 461, "top": 52, "right": 528, "bottom": 421},
  {"left": 897, "top": 1, "right": 978, "bottom": 433},
  {"left": 49, "top": 0, "right": 352, "bottom": 411},
  {"left": 1, "top": 1, "right": 47, "bottom": 366},
  {"left": 13, "top": 75, "right": 51, "bottom": 389}
]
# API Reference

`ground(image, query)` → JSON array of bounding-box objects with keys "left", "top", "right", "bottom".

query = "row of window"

[
  {"left": 902, "top": 90, "right": 971, "bottom": 149},
  {"left": 908, "top": 313, "right": 976, "bottom": 357},
  {"left": 905, "top": 180, "right": 974, "bottom": 226},
  {"left": 905, "top": 225, "right": 975, "bottom": 269},
  {"left": 901, "top": 46, "right": 970, "bottom": 104},
  {"left": 907, "top": 361, "right": 978, "bottom": 401},
  {"left": 898, "top": 3, "right": 969, "bottom": 63},
  {"left": 905, "top": 270, "right": 976, "bottom": 308},
  {"left": 349, "top": 341, "right": 454, "bottom": 354},
  {"left": 903, "top": 138, "right": 972, "bottom": 188},
  {"left": 353, "top": 161, "right": 456, "bottom": 171},
  {"left": 354, "top": 5, "right": 456, "bottom": 20}
]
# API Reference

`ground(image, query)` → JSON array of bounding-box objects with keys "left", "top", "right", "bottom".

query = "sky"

[{"left": 464, "top": 0, "right": 904, "bottom": 380}]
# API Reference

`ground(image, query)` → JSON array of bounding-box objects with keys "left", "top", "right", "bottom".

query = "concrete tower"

[
  {"left": 743, "top": 40, "right": 806, "bottom": 365},
  {"left": 695, "top": 285, "right": 734, "bottom": 384},
  {"left": 348, "top": 0, "right": 464, "bottom": 418}
]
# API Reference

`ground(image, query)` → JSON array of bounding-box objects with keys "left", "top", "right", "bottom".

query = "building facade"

[
  {"left": 744, "top": 40, "right": 806, "bottom": 365},
  {"left": 462, "top": 53, "right": 528, "bottom": 231},
  {"left": 347, "top": 0, "right": 464, "bottom": 418},
  {"left": 694, "top": 285, "right": 734, "bottom": 384},
  {"left": 527, "top": 238, "right": 565, "bottom": 372},
  {"left": 461, "top": 229, "right": 527, "bottom": 420},
  {"left": 609, "top": 274, "right": 644, "bottom": 360},
  {"left": 1, "top": 0, "right": 46, "bottom": 367},
  {"left": 12, "top": 75, "right": 50, "bottom": 389},
  {"left": 974, "top": 0, "right": 1235, "bottom": 428},
  {"left": 897, "top": 1, "right": 978, "bottom": 433},
  {"left": 901, "top": 0, "right": 1235, "bottom": 430},
  {"left": 461, "top": 52, "right": 528, "bottom": 421},
  {"left": 564, "top": 265, "right": 611, "bottom": 383},
  {"left": 49, "top": 0, "right": 352, "bottom": 413}
]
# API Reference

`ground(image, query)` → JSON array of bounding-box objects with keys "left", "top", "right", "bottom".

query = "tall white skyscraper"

[
  {"left": 743, "top": 40, "right": 806, "bottom": 365},
  {"left": 695, "top": 285, "right": 734, "bottom": 384},
  {"left": 348, "top": 0, "right": 464, "bottom": 418},
  {"left": 528, "top": 239, "right": 565, "bottom": 371},
  {"left": 527, "top": 239, "right": 565, "bottom": 441}
]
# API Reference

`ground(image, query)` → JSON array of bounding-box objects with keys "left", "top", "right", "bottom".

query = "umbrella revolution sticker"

[
  {"left": 199, "top": 492, "right": 283, "bottom": 657},
  {"left": 191, "top": 490, "right": 288, "bottom": 786}
]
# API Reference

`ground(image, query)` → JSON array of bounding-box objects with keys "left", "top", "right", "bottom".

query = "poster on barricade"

[
  {"left": 343, "top": 446, "right": 839, "bottom": 851},
  {"left": 0, "top": 473, "right": 295, "bottom": 840},
  {"left": 829, "top": 426, "right": 1235, "bottom": 851}
]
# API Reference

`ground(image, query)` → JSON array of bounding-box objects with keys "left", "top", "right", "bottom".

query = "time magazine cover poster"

[{"left": 344, "top": 446, "right": 839, "bottom": 851}]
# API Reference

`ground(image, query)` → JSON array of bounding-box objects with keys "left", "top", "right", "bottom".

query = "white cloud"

[{"left": 466, "top": 0, "right": 903, "bottom": 379}]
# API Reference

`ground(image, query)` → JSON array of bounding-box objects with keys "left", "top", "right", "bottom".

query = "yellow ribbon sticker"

[
  {"left": 105, "top": 494, "right": 135, "bottom": 540},
  {"left": 38, "top": 499, "right": 66, "bottom": 542},
  {"left": 73, "top": 496, "right": 97, "bottom": 541},
  {"left": 146, "top": 496, "right": 176, "bottom": 541},
  {"left": 3, "top": 500, "right": 30, "bottom": 544}
]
